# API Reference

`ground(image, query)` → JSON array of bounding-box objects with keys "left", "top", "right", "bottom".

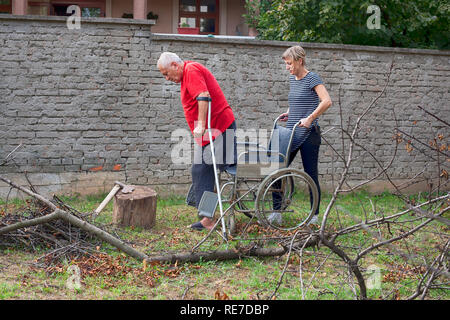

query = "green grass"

[
  {"left": 0, "top": 190, "right": 448, "bottom": 300},
  {"left": 0, "top": 283, "right": 20, "bottom": 299}
]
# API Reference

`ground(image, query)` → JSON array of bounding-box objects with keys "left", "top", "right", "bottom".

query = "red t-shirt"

[{"left": 181, "top": 61, "right": 235, "bottom": 146}]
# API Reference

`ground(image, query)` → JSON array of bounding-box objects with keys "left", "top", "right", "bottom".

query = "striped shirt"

[{"left": 286, "top": 71, "right": 323, "bottom": 151}]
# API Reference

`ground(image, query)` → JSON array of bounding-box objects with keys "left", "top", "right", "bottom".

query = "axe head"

[
  {"left": 114, "top": 181, "right": 135, "bottom": 194},
  {"left": 121, "top": 185, "right": 135, "bottom": 194}
]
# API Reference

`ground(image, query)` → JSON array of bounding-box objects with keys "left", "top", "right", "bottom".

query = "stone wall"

[{"left": 1, "top": 15, "right": 449, "bottom": 198}]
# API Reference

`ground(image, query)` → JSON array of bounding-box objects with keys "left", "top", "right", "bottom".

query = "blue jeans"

[
  {"left": 191, "top": 121, "right": 237, "bottom": 208},
  {"left": 273, "top": 125, "right": 321, "bottom": 215}
]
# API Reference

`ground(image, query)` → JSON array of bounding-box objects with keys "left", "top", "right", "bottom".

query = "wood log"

[{"left": 112, "top": 185, "right": 157, "bottom": 229}]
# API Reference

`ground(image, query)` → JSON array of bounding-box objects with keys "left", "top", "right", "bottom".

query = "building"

[{"left": 0, "top": 0, "right": 254, "bottom": 36}]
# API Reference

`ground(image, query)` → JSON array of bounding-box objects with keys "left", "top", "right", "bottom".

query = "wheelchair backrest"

[{"left": 235, "top": 125, "right": 292, "bottom": 179}]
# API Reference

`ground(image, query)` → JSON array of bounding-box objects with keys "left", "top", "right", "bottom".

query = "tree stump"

[{"left": 113, "top": 185, "right": 157, "bottom": 229}]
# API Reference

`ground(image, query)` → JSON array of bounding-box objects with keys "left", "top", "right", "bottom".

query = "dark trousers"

[
  {"left": 273, "top": 125, "right": 321, "bottom": 215},
  {"left": 191, "top": 121, "right": 237, "bottom": 208}
]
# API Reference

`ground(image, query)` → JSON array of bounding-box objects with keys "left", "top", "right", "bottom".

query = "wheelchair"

[{"left": 187, "top": 97, "right": 319, "bottom": 237}]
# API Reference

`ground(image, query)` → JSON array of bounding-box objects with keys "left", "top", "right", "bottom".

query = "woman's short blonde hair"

[{"left": 282, "top": 46, "right": 306, "bottom": 66}]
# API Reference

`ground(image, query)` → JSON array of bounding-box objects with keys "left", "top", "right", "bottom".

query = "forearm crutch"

[{"left": 196, "top": 96, "right": 228, "bottom": 240}]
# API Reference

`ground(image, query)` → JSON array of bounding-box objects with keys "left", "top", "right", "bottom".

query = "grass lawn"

[{"left": 0, "top": 190, "right": 448, "bottom": 300}]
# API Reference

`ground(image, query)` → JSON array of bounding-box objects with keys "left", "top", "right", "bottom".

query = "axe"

[{"left": 93, "top": 181, "right": 134, "bottom": 217}]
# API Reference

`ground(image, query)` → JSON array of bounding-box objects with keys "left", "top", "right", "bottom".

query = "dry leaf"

[
  {"left": 406, "top": 143, "right": 413, "bottom": 153},
  {"left": 215, "top": 289, "right": 230, "bottom": 300},
  {"left": 143, "top": 259, "right": 147, "bottom": 272}
]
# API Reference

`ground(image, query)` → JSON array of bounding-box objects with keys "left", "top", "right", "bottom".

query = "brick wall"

[{"left": 1, "top": 15, "right": 449, "bottom": 198}]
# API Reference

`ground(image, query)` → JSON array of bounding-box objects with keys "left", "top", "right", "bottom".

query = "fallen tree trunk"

[
  {"left": 58, "top": 208, "right": 149, "bottom": 261},
  {"left": 145, "top": 234, "right": 323, "bottom": 264},
  {"left": 145, "top": 246, "right": 287, "bottom": 264}
]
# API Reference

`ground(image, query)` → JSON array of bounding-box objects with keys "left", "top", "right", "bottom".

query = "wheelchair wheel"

[
  {"left": 235, "top": 177, "right": 294, "bottom": 219},
  {"left": 234, "top": 179, "right": 259, "bottom": 219},
  {"left": 220, "top": 181, "right": 237, "bottom": 235},
  {"left": 226, "top": 211, "right": 236, "bottom": 236},
  {"left": 255, "top": 168, "right": 319, "bottom": 230}
]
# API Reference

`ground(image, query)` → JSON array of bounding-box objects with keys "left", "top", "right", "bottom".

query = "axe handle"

[
  {"left": 94, "top": 184, "right": 121, "bottom": 215},
  {"left": 114, "top": 181, "right": 127, "bottom": 189}
]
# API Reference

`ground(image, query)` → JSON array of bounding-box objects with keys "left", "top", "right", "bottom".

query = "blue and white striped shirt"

[{"left": 286, "top": 71, "right": 323, "bottom": 151}]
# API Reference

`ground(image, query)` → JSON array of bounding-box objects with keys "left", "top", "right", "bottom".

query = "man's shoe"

[{"left": 190, "top": 221, "right": 206, "bottom": 231}]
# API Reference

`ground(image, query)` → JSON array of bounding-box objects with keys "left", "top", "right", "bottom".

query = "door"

[{"left": 179, "top": 0, "right": 219, "bottom": 35}]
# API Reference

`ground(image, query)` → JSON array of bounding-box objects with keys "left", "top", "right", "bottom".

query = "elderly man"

[{"left": 157, "top": 52, "right": 237, "bottom": 231}]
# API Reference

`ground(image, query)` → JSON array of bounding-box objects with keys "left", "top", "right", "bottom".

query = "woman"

[{"left": 274, "top": 45, "right": 332, "bottom": 225}]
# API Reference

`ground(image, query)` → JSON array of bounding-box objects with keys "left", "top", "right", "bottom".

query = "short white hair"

[{"left": 157, "top": 52, "right": 183, "bottom": 68}]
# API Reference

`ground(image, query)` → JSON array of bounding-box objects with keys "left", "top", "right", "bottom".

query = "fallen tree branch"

[
  {"left": 0, "top": 210, "right": 60, "bottom": 235},
  {"left": 0, "top": 144, "right": 23, "bottom": 167},
  {"left": 0, "top": 175, "right": 149, "bottom": 262},
  {"left": 269, "top": 230, "right": 312, "bottom": 300}
]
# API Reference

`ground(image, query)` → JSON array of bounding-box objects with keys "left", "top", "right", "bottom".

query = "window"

[
  {"left": 28, "top": 1, "right": 50, "bottom": 16},
  {"left": 49, "top": 0, "right": 105, "bottom": 17},
  {"left": 179, "top": 0, "right": 219, "bottom": 34},
  {"left": 0, "top": 0, "right": 11, "bottom": 14}
]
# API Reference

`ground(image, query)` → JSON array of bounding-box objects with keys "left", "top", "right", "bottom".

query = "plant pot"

[
  {"left": 248, "top": 27, "right": 258, "bottom": 37},
  {"left": 177, "top": 27, "right": 200, "bottom": 34}
]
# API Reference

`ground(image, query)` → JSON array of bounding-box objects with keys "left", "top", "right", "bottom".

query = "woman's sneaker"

[
  {"left": 267, "top": 212, "right": 282, "bottom": 225},
  {"left": 307, "top": 215, "right": 319, "bottom": 225}
]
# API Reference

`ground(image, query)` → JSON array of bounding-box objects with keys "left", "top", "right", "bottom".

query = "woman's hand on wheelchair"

[
  {"left": 299, "top": 115, "right": 313, "bottom": 128},
  {"left": 279, "top": 113, "right": 289, "bottom": 122}
]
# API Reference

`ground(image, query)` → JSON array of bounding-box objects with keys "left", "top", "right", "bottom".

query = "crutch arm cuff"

[{"left": 196, "top": 96, "right": 212, "bottom": 102}]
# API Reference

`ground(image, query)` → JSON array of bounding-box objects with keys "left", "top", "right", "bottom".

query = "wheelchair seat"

[
  {"left": 223, "top": 164, "right": 237, "bottom": 176},
  {"left": 235, "top": 124, "right": 292, "bottom": 179}
]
